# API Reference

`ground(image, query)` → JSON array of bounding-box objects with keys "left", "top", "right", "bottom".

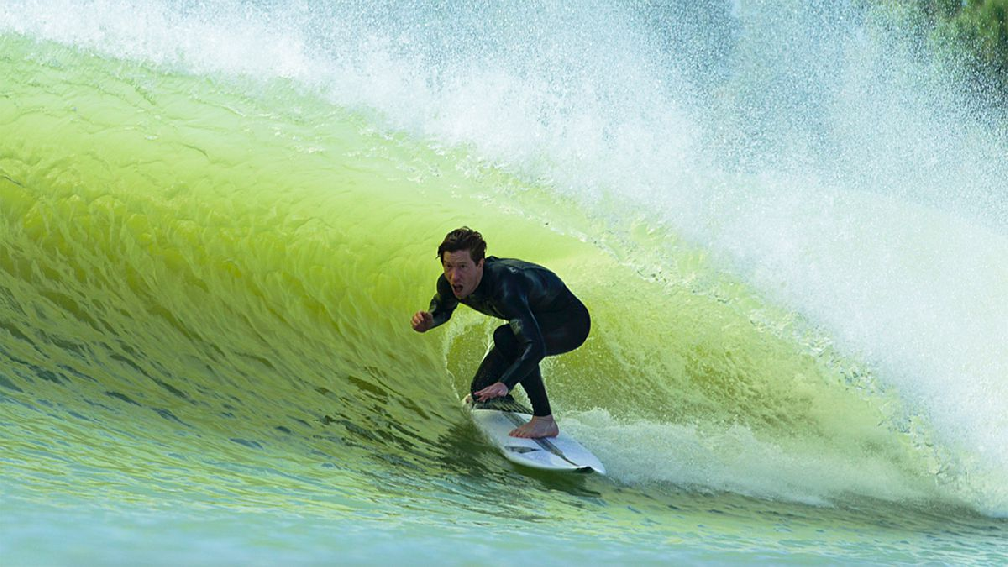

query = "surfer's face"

[{"left": 442, "top": 250, "right": 484, "bottom": 299}]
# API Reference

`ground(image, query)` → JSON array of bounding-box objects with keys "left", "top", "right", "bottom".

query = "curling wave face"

[{"left": 1, "top": 31, "right": 1002, "bottom": 521}]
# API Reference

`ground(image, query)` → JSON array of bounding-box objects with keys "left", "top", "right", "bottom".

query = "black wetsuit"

[{"left": 427, "top": 257, "right": 590, "bottom": 416}]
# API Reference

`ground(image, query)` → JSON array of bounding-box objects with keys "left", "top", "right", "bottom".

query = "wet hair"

[{"left": 437, "top": 226, "right": 487, "bottom": 263}]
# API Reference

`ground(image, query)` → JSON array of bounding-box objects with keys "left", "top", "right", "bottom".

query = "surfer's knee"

[{"left": 492, "top": 324, "right": 520, "bottom": 357}]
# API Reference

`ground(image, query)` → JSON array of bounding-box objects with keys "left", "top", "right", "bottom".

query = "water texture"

[{"left": 1, "top": 1, "right": 1006, "bottom": 564}]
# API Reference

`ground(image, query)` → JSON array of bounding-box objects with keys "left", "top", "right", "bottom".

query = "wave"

[{"left": 2, "top": 1, "right": 1006, "bottom": 518}]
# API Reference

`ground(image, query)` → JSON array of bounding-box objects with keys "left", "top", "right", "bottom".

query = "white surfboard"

[{"left": 465, "top": 397, "right": 605, "bottom": 474}]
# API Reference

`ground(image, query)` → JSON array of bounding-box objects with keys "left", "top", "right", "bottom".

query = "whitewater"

[{"left": 1, "top": 1, "right": 1006, "bottom": 564}]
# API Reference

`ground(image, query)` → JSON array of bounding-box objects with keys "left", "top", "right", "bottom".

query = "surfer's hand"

[
  {"left": 411, "top": 310, "right": 434, "bottom": 332},
  {"left": 474, "top": 382, "right": 509, "bottom": 402}
]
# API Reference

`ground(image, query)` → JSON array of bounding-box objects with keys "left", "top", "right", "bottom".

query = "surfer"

[{"left": 411, "top": 227, "right": 591, "bottom": 439}]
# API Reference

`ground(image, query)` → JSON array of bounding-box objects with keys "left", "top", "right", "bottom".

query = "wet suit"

[{"left": 427, "top": 257, "right": 590, "bottom": 417}]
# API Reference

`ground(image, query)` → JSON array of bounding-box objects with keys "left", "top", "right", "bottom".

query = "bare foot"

[{"left": 510, "top": 415, "right": 559, "bottom": 439}]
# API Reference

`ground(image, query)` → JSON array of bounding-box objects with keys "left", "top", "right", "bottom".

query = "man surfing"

[{"left": 411, "top": 227, "right": 591, "bottom": 439}]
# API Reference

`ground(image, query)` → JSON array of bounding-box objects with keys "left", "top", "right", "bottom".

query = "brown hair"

[{"left": 437, "top": 226, "right": 487, "bottom": 263}]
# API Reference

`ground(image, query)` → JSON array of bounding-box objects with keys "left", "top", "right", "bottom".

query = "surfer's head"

[{"left": 438, "top": 227, "right": 486, "bottom": 299}]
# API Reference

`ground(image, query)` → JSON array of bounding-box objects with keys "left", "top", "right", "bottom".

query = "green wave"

[{"left": 0, "top": 34, "right": 961, "bottom": 512}]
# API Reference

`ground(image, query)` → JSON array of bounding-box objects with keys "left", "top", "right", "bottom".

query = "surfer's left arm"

[{"left": 495, "top": 283, "right": 547, "bottom": 392}]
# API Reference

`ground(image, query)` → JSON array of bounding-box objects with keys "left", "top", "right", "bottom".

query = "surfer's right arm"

[{"left": 412, "top": 275, "right": 458, "bottom": 333}]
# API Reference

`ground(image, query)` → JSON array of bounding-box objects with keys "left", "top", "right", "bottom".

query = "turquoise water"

[{"left": 2, "top": 1, "right": 1007, "bottom": 564}]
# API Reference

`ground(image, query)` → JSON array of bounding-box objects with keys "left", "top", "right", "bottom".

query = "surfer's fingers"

[{"left": 410, "top": 315, "right": 427, "bottom": 332}]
